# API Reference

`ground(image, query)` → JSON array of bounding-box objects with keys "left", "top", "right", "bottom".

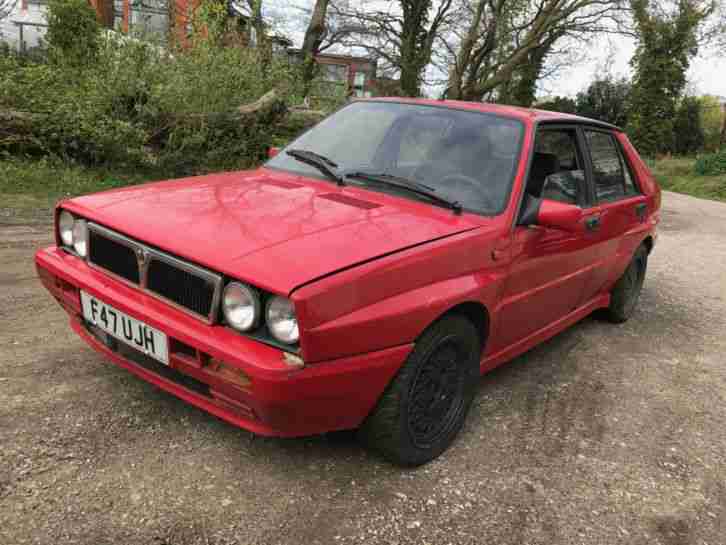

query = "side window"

[
  {"left": 528, "top": 128, "right": 587, "bottom": 206},
  {"left": 585, "top": 130, "right": 639, "bottom": 202}
]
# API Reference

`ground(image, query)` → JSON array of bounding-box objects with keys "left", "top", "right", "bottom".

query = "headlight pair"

[
  {"left": 222, "top": 282, "right": 299, "bottom": 344},
  {"left": 58, "top": 210, "right": 89, "bottom": 258}
]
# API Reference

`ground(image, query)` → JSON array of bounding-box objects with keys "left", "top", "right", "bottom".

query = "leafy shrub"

[
  {"left": 45, "top": 0, "right": 101, "bottom": 67},
  {"left": 694, "top": 149, "right": 726, "bottom": 176},
  {"left": 1, "top": 31, "right": 307, "bottom": 174}
]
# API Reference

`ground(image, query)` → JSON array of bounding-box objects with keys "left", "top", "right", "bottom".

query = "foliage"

[
  {"left": 649, "top": 155, "right": 726, "bottom": 202},
  {"left": 627, "top": 0, "right": 712, "bottom": 157},
  {"left": 45, "top": 0, "right": 101, "bottom": 67},
  {"left": 673, "top": 96, "right": 705, "bottom": 154},
  {"left": 694, "top": 148, "right": 726, "bottom": 176},
  {"left": 698, "top": 95, "right": 724, "bottom": 151},
  {"left": 575, "top": 76, "right": 631, "bottom": 127},
  {"left": 192, "top": 0, "right": 230, "bottom": 46},
  {"left": 536, "top": 96, "right": 577, "bottom": 114},
  {"left": 535, "top": 76, "right": 630, "bottom": 126},
  {"left": 0, "top": 31, "right": 307, "bottom": 175}
]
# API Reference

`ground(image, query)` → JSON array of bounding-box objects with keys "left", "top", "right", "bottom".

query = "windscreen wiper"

[
  {"left": 345, "top": 171, "right": 437, "bottom": 192},
  {"left": 286, "top": 149, "right": 344, "bottom": 186},
  {"left": 345, "top": 171, "right": 462, "bottom": 213}
]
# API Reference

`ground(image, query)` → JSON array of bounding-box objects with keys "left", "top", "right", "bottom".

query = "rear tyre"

[
  {"left": 359, "top": 315, "right": 480, "bottom": 466},
  {"left": 604, "top": 244, "right": 648, "bottom": 323}
]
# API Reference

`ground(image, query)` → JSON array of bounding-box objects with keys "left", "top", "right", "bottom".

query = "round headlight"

[
  {"left": 59, "top": 210, "right": 75, "bottom": 246},
  {"left": 266, "top": 296, "right": 299, "bottom": 344},
  {"left": 72, "top": 219, "right": 88, "bottom": 257},
  {"left": 223, "top": 282, "right": 260, "bottom": 331}
]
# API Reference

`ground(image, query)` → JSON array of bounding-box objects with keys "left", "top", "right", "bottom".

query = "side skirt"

[{"left": 480, "top": 293, "right": 610, "bottom": 375}]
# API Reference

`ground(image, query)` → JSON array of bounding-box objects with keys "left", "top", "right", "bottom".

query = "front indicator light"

[
  {"left": 207, "top": 358, "right": 251, "bottom": 389},
  {"left": 266, "top": 296, "right": 299, "bottom": 344}
]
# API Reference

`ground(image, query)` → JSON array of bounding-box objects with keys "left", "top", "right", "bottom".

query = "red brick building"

[{"left": 287, "top": 49, "right": 378, "bottom": 99}]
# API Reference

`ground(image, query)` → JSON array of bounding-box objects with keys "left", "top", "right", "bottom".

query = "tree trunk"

[
  {"left": 301, "top": 0, "right": 331, "bottom": 91},
  {"left": 447, "top": 0, "right": 486, "bottom": 100}
]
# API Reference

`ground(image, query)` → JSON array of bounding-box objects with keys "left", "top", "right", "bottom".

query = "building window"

[
  {"left": 114, "top": 0, "right": 124, "bottom": 30},
  {"left": 322, "top": 63, "right": 348, "bottom": 83},
  {"left": 353, "top": 71, "right": 368, "bottom": 97},
  {"left": 129, "top": 0, "right": 169, "bottom": 39}
]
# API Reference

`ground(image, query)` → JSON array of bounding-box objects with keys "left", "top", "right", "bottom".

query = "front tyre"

[
  {"left": 605, "top": 244, "right": 648, "bottom": 323},
  {"left": 359, "top": 315, "right": 481, "bottom": 466}
]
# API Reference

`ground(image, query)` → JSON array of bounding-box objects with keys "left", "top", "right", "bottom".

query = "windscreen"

[{"left": 266, "top": 101, "right": 524, "bottom": 214}]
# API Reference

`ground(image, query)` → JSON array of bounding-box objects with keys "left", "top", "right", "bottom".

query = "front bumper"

[{"left": 35, "top": 246, "right": 412, "bottom": 437}]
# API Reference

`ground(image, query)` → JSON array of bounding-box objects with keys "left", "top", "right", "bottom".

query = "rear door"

[{"left": 577, "top": 128, "right": 649, "bottom": 303}]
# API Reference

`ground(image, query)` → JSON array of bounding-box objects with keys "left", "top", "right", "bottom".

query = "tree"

[
  {"left": 331, "top": 0, "right": 455, "bottom": 97},
  {"left": 247, "top": 0, "right": 266, "bottom": 48},
  {"left": 300, "top": 0, "right": 331, "bottom": 88},
  {"left": 1, "top": 0, "right": 16, "bottom": 22},
  {"left": 627, "top": 0, "right": 714, "bottom": 156},
  {"left": 698, "top": 95, "right": 723, "bottom": 150},
  {"left": 442, "top": 0, "right": 624, "bottom": 102},
  {"left": 495, "top": 32, "right": 565, "bottom": 106},
  {"left": 536, "top": 95, "right": 578, "bottom": 113},
  {"left": 673, "top": 95, "right": 705, "bottom": 153},
  {"left": 575, "top": 75, "right": 631, "bottom": 126}
]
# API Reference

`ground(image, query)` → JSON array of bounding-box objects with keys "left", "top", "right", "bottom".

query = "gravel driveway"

[{"left": 2, "top": 191, "right": 725, "bottom": 545}]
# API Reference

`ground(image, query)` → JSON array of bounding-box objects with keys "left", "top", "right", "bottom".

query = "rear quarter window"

[{"left": 585, "top": 130, "right": 640, "bottom": 202}]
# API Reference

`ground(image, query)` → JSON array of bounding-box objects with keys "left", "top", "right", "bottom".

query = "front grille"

[
  {"left": 146, "top": 258, "right": 215, "bottom": 317},
  {"left": 89, "top": 229, "right": 140, "bottom": 284},
  {"left": 86, "top": 223, "right": 222, "bottom": 322}
]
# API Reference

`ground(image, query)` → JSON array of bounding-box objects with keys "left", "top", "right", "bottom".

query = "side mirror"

[
  {"left": 268, "top": 146, "right": 280, "bottom": 159},
  {"left": 537, "top": 199, "right": 582, "bottom": 232}
]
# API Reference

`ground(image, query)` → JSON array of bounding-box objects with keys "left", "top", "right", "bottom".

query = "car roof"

[{"left": 359, "top": 97, "right": 621, "bottom": 132}]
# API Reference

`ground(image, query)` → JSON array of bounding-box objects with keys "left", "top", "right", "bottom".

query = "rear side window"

[{"left": 585, "top": 130, "right": 639, "bottom": 202}]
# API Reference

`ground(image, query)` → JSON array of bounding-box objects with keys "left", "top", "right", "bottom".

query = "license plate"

[{"left": 80, "top": 291, "right": 169, "bottom": 365}]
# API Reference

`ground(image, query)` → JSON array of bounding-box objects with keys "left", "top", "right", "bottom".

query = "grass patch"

[
  {"left": 0, "top": 156, "right": 163, "bottom": 201},
  {"left": 649, "top": 156, "right": 726, "bottom": 202}
]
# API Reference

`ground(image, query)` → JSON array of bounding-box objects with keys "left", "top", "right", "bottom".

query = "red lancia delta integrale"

[{"left": 36, "top": 99, "right": 660, "bottom": 465}]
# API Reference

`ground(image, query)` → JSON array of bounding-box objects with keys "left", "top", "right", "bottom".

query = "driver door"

[{"left": 492, "top": 126, "right": 600, "bottom": 351}]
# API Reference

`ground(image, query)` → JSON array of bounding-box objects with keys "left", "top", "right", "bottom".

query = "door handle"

[
  {"left": 635, "top": 203, "right": 647, "bottom": 222},
  {"left": 585, "top": 215, "right": 601, "bottom": 231}
]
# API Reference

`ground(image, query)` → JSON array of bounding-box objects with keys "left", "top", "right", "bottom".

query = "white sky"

[{"left": 544, "top": 34, "right": 726, "bottom": 99}]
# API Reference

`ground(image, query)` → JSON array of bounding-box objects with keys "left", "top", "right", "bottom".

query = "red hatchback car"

[{"left": 36, "top": 99, "right": 659, "bottom": 465}]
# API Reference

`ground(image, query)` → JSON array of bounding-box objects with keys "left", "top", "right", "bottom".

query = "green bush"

[
  {"left": 1, "top": 32, "right": 308, "bottom": 174},
  {"left": 45, "top": 0, "right": 101, "bottom": 67},
  {"left": 694, "top": 149, "right": 726, "bottom": 176}
]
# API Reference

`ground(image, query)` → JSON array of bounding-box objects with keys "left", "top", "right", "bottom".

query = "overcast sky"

[{"left": 544, "top": 34, "right": 726, "bottom": 99}]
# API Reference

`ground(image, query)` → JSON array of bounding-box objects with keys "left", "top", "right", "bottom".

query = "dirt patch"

[{"left": 2, "top": 191, "right": 726, "bottom": 544}]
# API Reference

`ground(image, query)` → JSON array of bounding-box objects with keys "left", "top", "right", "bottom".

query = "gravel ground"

[{"left": 1, "top": 191, "right": 725, "bottom": 545}]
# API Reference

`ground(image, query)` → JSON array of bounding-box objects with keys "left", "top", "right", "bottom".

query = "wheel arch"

[{"left": 428, "top": 301, "right": 490, "bottom": 357}]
